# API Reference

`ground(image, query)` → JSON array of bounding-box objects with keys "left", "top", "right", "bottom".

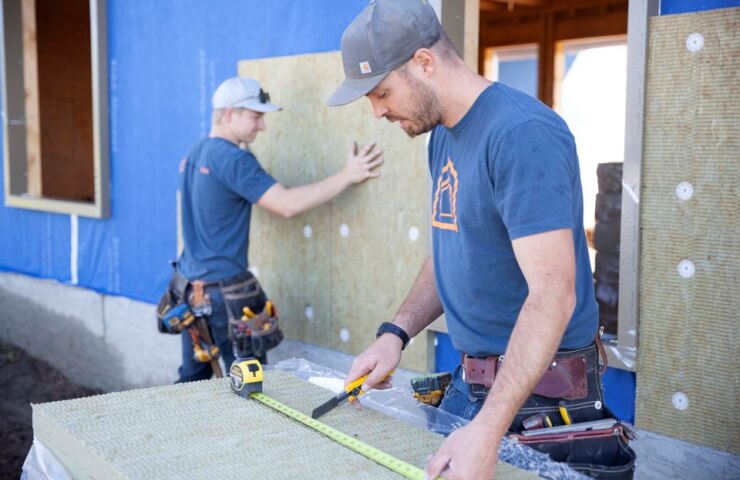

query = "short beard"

[{"left": 398, "top": 72, "right": 442, "bottom": 138}]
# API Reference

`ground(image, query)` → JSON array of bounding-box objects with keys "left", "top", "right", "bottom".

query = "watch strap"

[{"left": 376, "top": 322, "right": 410, "bottom": 350}]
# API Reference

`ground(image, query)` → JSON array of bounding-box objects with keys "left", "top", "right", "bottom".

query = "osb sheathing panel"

[
  {"left": 238, "top": 52, "right": 431, "bottom": 371},
  {"left": 32, "top": 370, "right": 534, "bottom": 479},
  {"left": 637, "top": 8, "right": 739, "bottom": 453}
]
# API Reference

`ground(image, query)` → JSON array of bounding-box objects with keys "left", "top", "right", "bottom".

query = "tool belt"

[
  {"left": 460, "top": 338, "right": 635, "bottom": 479},
  {"left": 156, "top": 270, "right": 196, "bottom": 334},
  {"left": 220, "top": 273, "right": 283, "bottom": 359},
  {"left": 461, "top": 334, "right": 609, "bottom": 401},
  {"left": 462, "top": 350, "right": 588, "bottom": 400},
  {"left": 509, "top": 420, "right": 636, "bottom": 479}
]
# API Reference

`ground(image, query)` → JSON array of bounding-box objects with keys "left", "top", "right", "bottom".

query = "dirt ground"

[{"left": 0, "top": 341, "right": 102, "bottom": 480}]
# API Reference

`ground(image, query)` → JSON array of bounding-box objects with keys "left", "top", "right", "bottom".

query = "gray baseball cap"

[{"left": 327, "top": 0, "right": 441, "bottom": 107}]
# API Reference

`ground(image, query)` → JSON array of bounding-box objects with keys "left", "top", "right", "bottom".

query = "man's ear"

[
  {"left": 222, "top": 107, "right": 236, "bottom": 123},
  {"left": 411, "top": 48, "right": 436, "bottom": 77}
]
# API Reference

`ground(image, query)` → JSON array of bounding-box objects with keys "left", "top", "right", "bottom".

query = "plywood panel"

[
  {"left": 637, "top": 8, "right": 739, "bottom": 453},
  {"left": 239, "top": 52, "right": 431, "bottom": 372}
]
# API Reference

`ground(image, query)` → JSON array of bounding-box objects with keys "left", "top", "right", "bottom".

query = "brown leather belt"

[{"left": 461, "top": 349, "right": 591, "bottom": 400}]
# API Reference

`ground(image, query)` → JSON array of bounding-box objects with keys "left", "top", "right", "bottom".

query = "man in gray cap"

[
  {"left": 166, "top": 76, "right": 382, "bottom": 383},
  {"left": 333, "top": 1, "right": 634, "bottom": 479}
]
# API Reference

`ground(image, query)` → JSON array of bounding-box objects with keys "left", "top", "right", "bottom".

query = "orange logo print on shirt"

[{"left": 432, "top": 158, "right": 459, "bottom": 232}]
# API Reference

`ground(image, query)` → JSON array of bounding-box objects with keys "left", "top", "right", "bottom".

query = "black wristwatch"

[{"left": 376, "top": 322, "right": 410, "bottom": 350}]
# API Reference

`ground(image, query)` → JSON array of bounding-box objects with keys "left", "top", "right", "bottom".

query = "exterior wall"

[
  {"left": 636, "top": 7, "right": 739, "bottom": 453},
  {"left": 661, "top": 0, "right": 740, "bottom": 15},
  {"left": 0, "top": 0, "right": 367, "bottom": 303},
  {"left": 0, "top": 1, "right": 368, "bottom": 388}
]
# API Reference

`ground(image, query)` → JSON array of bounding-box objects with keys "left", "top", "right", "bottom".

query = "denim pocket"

[{"left": 440, "top": 381, "right": 483, "bottom": 421}]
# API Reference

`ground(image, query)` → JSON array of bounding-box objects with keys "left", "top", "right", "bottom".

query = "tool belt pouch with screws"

[
  {"left": 232, "top": 309, "right": 284, "bottom": 358},
  {"left": 508, "top": 422, "right": 636, "bottom": 480},
  {"left": 221, "top": 272, "right": 283, "bottom": 358},
  {"left": 156, "top": 269, "right": 194, "bottom": 334}
]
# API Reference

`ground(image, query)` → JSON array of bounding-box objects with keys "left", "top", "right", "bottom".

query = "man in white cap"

[
  {"left": 330, "top": 1, "right": 634, "bottom": 479},
  {"left": 170, "top": 76, "right": 382, "bottom": 383}
]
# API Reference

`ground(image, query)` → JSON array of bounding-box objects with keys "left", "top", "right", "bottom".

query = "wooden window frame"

[{"left": 1, "top": 0, "right": 109, "bottom": 218}]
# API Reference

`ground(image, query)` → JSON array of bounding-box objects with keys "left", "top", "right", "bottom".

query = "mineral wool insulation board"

[
  {"left": 636, "top": 8, "right": 739, "bottom": 453},
  {"left": 32, "top": 370, "right": 533, "bottom": 479},
  {"left": 237, "top": 51, "right": 433, "bottom": 373}
]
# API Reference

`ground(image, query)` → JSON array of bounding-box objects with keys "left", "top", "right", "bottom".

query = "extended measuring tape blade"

[{"left": 251, "top": 392, "right": 427, "bottom": 480}]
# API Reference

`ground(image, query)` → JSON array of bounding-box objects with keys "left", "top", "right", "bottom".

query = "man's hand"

[
  {"left": 425, "top": 419, "right": 502, "bottom": 480},
  {"left": 345, "top": 333, "right": 403, "bottom": 403},
  {"left": 342, "top": 141, "right": 383, "bottom": 184}
]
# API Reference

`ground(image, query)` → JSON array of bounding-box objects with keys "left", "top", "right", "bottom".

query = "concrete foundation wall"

[{"left": 0, "top": 272, "right": 179, "bottom": 391}]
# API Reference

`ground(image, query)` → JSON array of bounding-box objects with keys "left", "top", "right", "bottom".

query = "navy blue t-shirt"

[
  {"left": 177, "top": 137, "right": 276, "bottom": 282},
  {"left": 429, "top": 83, "right": 598, "bottom": 356}
]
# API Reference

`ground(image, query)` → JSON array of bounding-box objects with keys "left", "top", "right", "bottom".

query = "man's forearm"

[
  {"left": 392, "top": 256, "right": 444, "bottom": 338},
  {"left": 283, "top": 171, "right": 351, "bottom": 217},
  {"left": 475, "top": 291, "right": 573, "bottom": 435}
]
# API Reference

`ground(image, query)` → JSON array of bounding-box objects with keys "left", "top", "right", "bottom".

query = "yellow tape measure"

[{"left": 251, "top": 392, "right": 427, "bottom": 480}]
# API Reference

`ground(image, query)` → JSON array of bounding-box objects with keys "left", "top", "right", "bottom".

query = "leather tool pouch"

[
  {"left": 233, "top": 310, "right": 284, "bottom": 358},
  {"left": 222, "top": 274, "right": 283, "bottom": 358},
  {"left": 156, "top": 269, "right": 192, "bottom": 334},
  {"left": 509, "top": 423, "right": 636, "bottom": 479}
]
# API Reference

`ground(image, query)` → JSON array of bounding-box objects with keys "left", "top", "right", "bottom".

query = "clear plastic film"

[
  {"left": 271, "top": 357, "right": 467, "bottom": 436},
  {"left": 603, "top": 334, "right": 637, "bottom": 371},
  {"left": 272, "top": 358, "right": 587, "bottom": 480},
  {"left": 21, "top": 437, "right": 72, "bottom": 480}
]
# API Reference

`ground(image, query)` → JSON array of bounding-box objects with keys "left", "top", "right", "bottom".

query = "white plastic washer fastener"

[
  {"left": 678, "top": 259, "right": 695, "bottom": 278},
  {"left": 672, "top": 392, "right": 689, "bottom": 411},
  {"left": 408, "top": 226, "right": 419, "bottom": 242},
  {"left": 303, "top": 225, "right": 312, "bottom": 238},
  {"left": 676, "top": 181, "right": 693, "bottom": 201},
  {"left": 594, "top": 400, "right": 603, "bottom": 410},
  {"left": 686, "top": 32, "right": 704, "bottom": 52},
  {"left": 304, "top": 305, "right": 314, "bottom": 320},
  {"left": 340, "top": 328, "right": 350, "bottom": 342},
  {"left": 339, "top": 224, "right": 349, "bottom": 238}
]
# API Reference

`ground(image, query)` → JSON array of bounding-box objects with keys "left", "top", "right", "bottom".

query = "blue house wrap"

[{"left": 0, "top": 0, "right": 368, "bottom": 303}]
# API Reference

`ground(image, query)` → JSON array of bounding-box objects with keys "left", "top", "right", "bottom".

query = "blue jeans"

[{"left": 176, "top": 286, "right": 235, "bottom": 383}]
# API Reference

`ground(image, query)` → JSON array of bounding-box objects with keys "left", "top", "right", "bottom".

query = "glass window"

[{"left": 483, "top": 44, "right": 538, "bottom": 99}]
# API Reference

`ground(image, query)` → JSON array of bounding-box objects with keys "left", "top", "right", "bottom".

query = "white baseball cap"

[{"left": 212, "top": 76, "right": 282, "bottom": 112}]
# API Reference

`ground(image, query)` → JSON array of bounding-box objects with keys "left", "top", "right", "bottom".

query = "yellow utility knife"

[{"left": 311, "top": 370, "right": 394, "bottom": 419}]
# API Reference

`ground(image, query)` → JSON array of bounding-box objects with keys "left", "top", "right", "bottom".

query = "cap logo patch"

[{"left": 359, "top": 61, "right": 372, "bottom": 74}]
